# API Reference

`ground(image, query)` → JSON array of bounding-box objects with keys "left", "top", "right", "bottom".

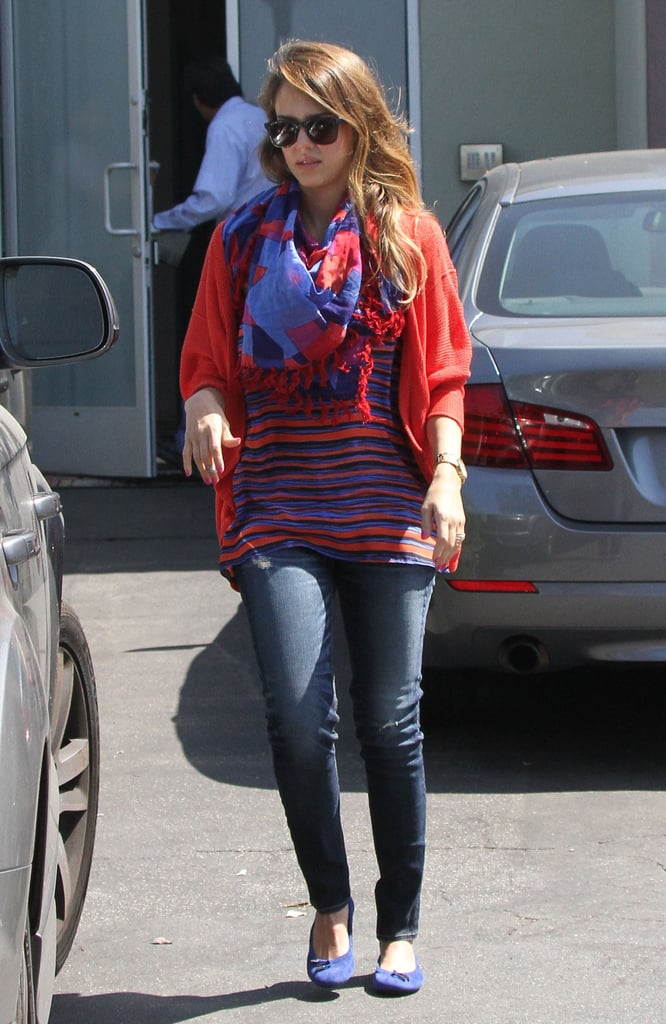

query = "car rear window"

[{"left": 476, "top": 191, "right": 666, "bottom": 317}]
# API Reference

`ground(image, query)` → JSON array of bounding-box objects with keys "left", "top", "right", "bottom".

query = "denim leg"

[
  {"left": 235, "top": 548, "right": 350, "bottom": 914},
  {"left": 336, "top": 561, "right": 435, "bottom": 942}
]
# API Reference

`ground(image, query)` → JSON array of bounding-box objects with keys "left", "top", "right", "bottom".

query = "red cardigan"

[{"left": 180, "top": 210, "right": 472, "bottom": 550}]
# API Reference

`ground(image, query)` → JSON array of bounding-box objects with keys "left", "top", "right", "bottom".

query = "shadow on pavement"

[
  {"left": 51, "top": 975, "right": 379, "bottom": 1023},
  {"left": 421, "top": 664, "right": 666, "bottom": 794},
  {"left": 173, "top": 597, "right": 666, "bottom": 795},
  {"left": 173, "top": 601, "right": 368, "bottom": 795}
]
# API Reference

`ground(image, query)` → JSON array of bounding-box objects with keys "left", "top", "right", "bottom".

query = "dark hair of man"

[{"left": 186, "top": 56, "right": 243, "bottom": 108}]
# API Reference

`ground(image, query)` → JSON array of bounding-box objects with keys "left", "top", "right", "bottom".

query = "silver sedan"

[
  {"left": 0, "top": 258, "right": 118, "bottom": 1024},
  {"left": 424, "top": 149, "right": 666, "bottom": 677}
]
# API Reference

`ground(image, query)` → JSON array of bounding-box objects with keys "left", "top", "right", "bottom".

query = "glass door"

[{"left": 1, "top": 0, "right": 155, "bottom": 477}]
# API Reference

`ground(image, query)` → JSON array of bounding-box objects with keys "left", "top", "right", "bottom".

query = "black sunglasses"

[{"left": 265, "top": 114, "right": 341, "bottom": 148}]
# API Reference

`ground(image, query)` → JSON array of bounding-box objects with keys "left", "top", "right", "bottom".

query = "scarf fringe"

[{"left": 239, "top": 347, "right": 374, "bottom": 424}]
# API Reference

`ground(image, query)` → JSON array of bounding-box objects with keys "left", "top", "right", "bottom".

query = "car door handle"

[
  {"left": 32, "top": 491, "right": 62, "bottom": 521},
  {"left": 2, "top": 529, "right": 40, "bottom": 566}
]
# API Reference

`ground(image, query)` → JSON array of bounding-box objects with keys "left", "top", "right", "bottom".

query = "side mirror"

[{"left": 0, "top": 257, "right": 119, "bottom": 368}]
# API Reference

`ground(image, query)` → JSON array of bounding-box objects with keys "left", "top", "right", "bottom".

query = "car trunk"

[{"left": 472, "top": 315, "right": 666, "bottom": 524}]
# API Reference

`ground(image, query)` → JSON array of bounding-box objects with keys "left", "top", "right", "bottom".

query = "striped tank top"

[{"left": 219, "top": 338, "right": 436, "bottom": 582}]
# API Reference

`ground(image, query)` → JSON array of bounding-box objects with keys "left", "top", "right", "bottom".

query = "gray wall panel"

[
  {"left": 420, "top": 0, "right": 617, "bottom": 221},
  {"left": 237, "top": 0, "right": 408, "bottom": 118}
]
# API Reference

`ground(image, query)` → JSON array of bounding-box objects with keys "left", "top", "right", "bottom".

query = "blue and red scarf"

[{"left": 222, "top": 180, "right": 404, "bottom": 421}]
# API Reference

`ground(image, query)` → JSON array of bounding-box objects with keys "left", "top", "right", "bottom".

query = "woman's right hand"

[{"left": 182, "top": 387, "right": 241, "bottom": 484}]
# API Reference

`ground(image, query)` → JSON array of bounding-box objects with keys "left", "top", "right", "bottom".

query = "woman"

[{"left": 180, "top": 40, "right": 471, "bottom": 995}]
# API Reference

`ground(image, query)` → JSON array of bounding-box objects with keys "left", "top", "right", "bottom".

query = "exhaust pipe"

[{"left": 498, "top": 635, "right": 549, "bottom": 674}]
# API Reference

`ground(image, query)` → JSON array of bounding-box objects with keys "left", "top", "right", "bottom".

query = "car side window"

[{"left": 445, "top": 183, "right": 485, "bottom": 266}]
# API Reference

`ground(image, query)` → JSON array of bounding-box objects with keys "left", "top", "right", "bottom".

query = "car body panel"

[
  {"left": 441, "top": 466, "right": 666, "bottom": 583},
  {"left": 0, "top": 866, "right": 31, "bottom": 1024},
  {"left": 424, "top": 580, "right": 666, "bottom": 670},
  {"left": 0, "top": 611, "right": 46, "bottom": 870},
  {"left": 471, "top": 316, "right": 666, "bottom": 523},
  {"left": 0, "top": 412, "right": 54, "bottom": 687}
]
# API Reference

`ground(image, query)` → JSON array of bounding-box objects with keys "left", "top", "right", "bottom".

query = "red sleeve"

[
  {"left": 399, "top": 212, "right": 472, "bottom": 480},
  {"left": 179, "top": 223, "right": 239, "bottom": 402},
  {"left": 179, "top": 223, "right": 246, "bottom": 554},
  {"left": 413, "top": 213, "right": 471, "bottom": 429}
]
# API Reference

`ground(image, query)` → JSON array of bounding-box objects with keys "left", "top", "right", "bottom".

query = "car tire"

[
  {"left": 52, "top": 601, "right": 100, "bottom": 973},
  {"left": 15, "top": 925, "right": 36, "bottom": 1024}
]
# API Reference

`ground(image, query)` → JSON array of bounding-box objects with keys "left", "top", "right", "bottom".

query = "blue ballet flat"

[
  {"left": 306, "top": 898, "right": 355, "bottom": 988},
  {"left": 372, "top": 958, "right": 423, "bottom": 995}
]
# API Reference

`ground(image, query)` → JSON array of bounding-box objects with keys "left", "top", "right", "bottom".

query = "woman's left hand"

[{"left": 421, "top": 465, "right": 466, "bottom": 570}]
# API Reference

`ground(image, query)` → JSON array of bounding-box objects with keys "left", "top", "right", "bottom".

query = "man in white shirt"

[{"left": 153, "top": 57, "right": 270, "bottom": 232}]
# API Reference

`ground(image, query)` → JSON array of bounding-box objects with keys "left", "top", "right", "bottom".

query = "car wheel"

[
  {"left": 51, "top": 601, "right": 100, "bottom": 973},
  {"left": 15, "top": 925, "right": 36, "bottom": 1024}
]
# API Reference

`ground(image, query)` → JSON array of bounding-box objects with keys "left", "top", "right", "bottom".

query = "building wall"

[
  {"left": 646, "top": 0, "right": 666, "bottom": 146},
  {"left": 615, "top": 0, "right": 647, "bottom": 149},
  {"left": 419, "top": 0, "right": 620, "bottom": 222}
]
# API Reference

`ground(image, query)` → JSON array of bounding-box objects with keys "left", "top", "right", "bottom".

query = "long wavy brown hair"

[{"left": 258, "top": 39, "right": 427, "bottom": 303}]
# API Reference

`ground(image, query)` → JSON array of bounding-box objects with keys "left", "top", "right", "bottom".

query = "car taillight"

[
  {"left": 462, "top": 384, "right": 526, "bottom": 467},
  {"left": 462, "top": 384, "right": 612, "bottom": 471}
]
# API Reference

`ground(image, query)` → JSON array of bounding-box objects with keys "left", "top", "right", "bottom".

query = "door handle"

[
  {"left": 103, "top": 162, "right": 138, "bottom": 235},
  {"left": 2, "top": 530, "right": 40, "bottom": 566},
  {"left": 32, "top": 492, "right": 62, "bottom": 521}
]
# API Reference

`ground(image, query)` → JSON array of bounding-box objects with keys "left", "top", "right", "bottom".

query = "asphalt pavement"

[{"left": 50, "top": 478, "right": 666, "bottom": 1024}]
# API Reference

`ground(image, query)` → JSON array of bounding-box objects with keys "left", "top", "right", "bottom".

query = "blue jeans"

[{"left": 235, "top": 547, "right": 435, "bottom": 942}]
